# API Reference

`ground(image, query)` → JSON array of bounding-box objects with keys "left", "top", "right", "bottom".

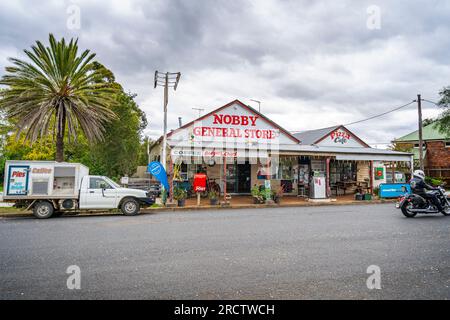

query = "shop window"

[
  {"left": 278, "top": 158, "right": 294, "bottom": 180},
  {"left": 330, "top": 161, "right": 357, "bottom": 183},
  {"left": 445, "top": 141, "right": 450, "bottom": 148},
  {"left": 414, "top": 143, "right": 426, "bottom": 149},
  {"left": 257, "top": 158, "right": 294, "bottom": 180}
]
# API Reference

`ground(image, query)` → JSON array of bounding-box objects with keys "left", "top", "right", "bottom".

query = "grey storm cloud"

[{"left": 1, "top": 0, "right": 450, "bottom": 146}]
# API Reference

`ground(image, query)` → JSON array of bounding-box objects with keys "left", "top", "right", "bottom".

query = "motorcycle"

[{"left": 396, "top": 186, "right": 450, "bottom": 218}]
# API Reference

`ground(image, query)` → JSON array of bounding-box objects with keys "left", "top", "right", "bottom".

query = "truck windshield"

[{"left": 104, "top": 176, "right": 121, "bottom": 188}]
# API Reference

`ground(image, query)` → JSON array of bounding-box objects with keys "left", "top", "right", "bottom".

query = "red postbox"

[{"left": 193, "top": 173, "right": 207, "bottom": 192}]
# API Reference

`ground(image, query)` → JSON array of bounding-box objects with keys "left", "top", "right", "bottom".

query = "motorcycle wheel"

[
  {"left": 441, "top": 207, "right": 450, "bottom": 216},
  {"left": 401, "top": 201, "right": 417, "bottom": 218}
]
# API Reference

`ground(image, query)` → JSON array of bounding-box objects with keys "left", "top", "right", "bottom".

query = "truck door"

[{"left": 81, "top": 177, "right": 118, "bottom": 209}]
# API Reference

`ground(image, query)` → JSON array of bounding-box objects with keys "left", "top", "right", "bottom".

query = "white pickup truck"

[{"left": 2, "top": 160, "right": 154, "bottom": 218}]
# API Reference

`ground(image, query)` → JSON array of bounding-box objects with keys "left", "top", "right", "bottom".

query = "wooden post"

[
  {"left": 392, "top": 162, "right": 396, "bottom": 183},
  {"left": 369, "top": 161, "right": 374, "bottom": 194},
  {"left": 266, "top": 156, "right": 271, "bottom": 200},
  {"left": 169, "top": 156, "right": 174, "bottom": 203},
  {"left": 326, "top": 158, "right": 330, "bottom": 198},
  {"left": 417, "top": 94, "right": 424, "bottom": 171},
  {"left": 223, "top": 157, "right": 227, "bottom": 202}
]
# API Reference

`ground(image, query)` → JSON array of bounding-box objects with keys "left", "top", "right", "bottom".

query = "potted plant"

[
  {"left": 173, "top": 186, "right": 187, "bottom": 207},
  {"left": 208, "top": 190, "right": 219, "bottom": 205},
  {"left": 273, "top": 186, "right": 284, "bottom": 204},
  {"left": 251, "top": 184, "right": 264, "bottom": 204}
]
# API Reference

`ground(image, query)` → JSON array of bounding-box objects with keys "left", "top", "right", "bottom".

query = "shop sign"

[
  {"left": 203, "top": 150, "right": 238, "bottom": 158},
  {"left": 193, "top": 173, "right": 207, "bottom": 192},
  {"left": 192, "top": 113, "right": 278, "bottom": 140},
  {"left": 375, "top": 167, "right": 384, "bottom": 180},
  {"left": 171, "top": 149, "right": 202, "bottom": 157},
  {"left": 171, "top": 149, "right": 239, "bottom": 158},
  {"left": 330, "top": 129, "right": 351, "bottom": 144}
]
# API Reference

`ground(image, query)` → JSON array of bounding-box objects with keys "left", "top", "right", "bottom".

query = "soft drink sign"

[{"left": 7, "top": 166, "right": 29, "bottom": 195}]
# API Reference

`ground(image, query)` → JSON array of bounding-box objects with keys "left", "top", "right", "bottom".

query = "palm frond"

[{"left": 0, "top": 34, "right": 118, "bottom": 154}]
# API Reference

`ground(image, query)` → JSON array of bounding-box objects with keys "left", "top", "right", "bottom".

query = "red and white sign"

[
  {"left": 168, "top": 101, "right": 298, "bottom": 145},
  {"left": 171, "top": 148, "right": 268, "bottom": 159},
  {"left": 192, "top": 113, "right": 277, "bottom": 140},
  {"left": 193, "top": 173, "right": 207, "bottom": 192},
  {"left": 330, "top": 129, "right": 351, "bottom": 145},
  {"left": 317, "top": 128, "right": 366, "bottom": 148}
]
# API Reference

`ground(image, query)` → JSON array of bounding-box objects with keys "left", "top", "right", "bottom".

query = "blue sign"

[
  {"left": 379, "top": 183, "right": 411, "bottom": 198},
  {"left": 147, "top": 161, "right": 169, "bottom": 191}
]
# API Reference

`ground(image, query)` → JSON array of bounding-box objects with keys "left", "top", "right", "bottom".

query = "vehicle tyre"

[
  {"left": 121, "top": 198, "right": 140, "bottom": 216},
  {"left": 33, "top": 201, "right": 54, "bottom": 219},
  {"left": 401, "top": 201, "right": 417, "bottom": 218},
  {"left": 441, "top": 207, "right": 450, "bottom": 216}
]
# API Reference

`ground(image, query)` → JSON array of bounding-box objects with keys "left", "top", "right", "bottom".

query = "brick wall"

[
  {"left": 425, "top": 141, "right": 450, "bottom": 181},
  {"left": 426, "top": 141, "right": 450, "bottom": 168}
]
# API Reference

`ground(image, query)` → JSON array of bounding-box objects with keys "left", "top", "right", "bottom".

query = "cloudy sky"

[{"left": 1, "top": 0, "right": 449, "bottom": 147}]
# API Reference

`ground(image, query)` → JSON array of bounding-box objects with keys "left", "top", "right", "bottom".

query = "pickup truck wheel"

[
  {"left": 33, "top": 201, "right": 54, "bottom": 219},
  {"left": 121, "top": 198, "right": 140, "bottom": 216}
]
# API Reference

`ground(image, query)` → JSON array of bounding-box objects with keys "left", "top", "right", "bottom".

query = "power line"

[
  {"left": 289, "top": 100, "right": 417, "bottom": 133},
  {"left": 343, "top": 100, "right": 416, "bottom": 126},
  {"left": 421, "top": 98, "right": 439, "bottom": 106}
]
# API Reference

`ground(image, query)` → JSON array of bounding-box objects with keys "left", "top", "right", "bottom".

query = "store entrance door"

[
  {"left": 237, "top": 163, "right": 251, "bottom": 193},
  {"left": 225, "top": 161, "right": 251, "bottom": 194}
]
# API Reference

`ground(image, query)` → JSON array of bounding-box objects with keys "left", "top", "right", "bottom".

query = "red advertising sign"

[{"left": 193, "top": 173, "right": 207, "bottom": 192}]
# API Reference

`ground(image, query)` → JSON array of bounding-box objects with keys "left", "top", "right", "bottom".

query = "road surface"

[{"left": 1, "top": 204, "right": 449, "bottom": 299}]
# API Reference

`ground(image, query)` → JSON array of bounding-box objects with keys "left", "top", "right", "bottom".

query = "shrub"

[
  {"left": 208, "top": 190, "right": 218, "bottom": 200},
  {"left": 425, "top": 177, "right": 444, "bottom": 187},
  {"left": 173, "top": 186, "right": 187, "bottom": 200}
]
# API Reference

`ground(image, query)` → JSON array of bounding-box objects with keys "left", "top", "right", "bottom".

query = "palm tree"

[{"left": 0, "top": 34, "right": 117, "bottom": 162}]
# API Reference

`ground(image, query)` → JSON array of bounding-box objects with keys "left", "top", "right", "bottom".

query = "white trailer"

[{"left": 3, "top": 160, "right": 155, "bottom": 218}]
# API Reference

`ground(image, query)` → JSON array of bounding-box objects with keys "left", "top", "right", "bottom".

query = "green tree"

[
  {"left": 77, "top": 92, "right": 148, "bottom": 178},
  {"left": 1, "top": 92, "right": 148, "bottom": 180},
  {"left": 0, "top": 34, "right": 118, "bottom": 162},
  {"left": 437, "top": 87, "right": 450, "bottom": 134}
]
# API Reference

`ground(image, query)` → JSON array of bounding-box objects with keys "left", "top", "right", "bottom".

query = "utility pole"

[
  {"left": 146, "top": 136, "right": 150, "bottom": 164},
  {"left": 250, "top": 99, "right": 261, "bottom": 112},
  {"left": 192, "top": 107, "right": 204, "bottom": 118},
  {"left": 154, "top": 71, "right": 181, "bottom": 171},
  {"left": 417, "top": 94, "right": 424, "bottom": 171}
]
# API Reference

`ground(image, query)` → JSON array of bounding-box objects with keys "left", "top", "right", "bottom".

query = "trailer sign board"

[{"left": 7, "top": 165, "right": 29, "bottom": 195}]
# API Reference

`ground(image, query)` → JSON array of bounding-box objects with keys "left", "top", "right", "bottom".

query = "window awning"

[{"left": 335, "top": 154, "right": 412, "bottom": 161}]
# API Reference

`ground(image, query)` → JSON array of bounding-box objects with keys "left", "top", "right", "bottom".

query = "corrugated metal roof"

[
  {"left": 395, "top": 122, "right": 450, "bottom": 142},
  {"left": 293, "top": 125, "right": 341, "bottom": 145}
]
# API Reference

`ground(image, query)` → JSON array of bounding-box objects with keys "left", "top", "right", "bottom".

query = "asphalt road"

[{"left": 1, "top": 204, "right": 449, "bottom": 300}]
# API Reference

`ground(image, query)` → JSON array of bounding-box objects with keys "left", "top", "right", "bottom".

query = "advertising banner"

[
  {"left": 147, "top": 162, "right": 169, "bottom": 191},
  {"left": 7, "top": 166, "right": 29, "bottom": 195},
  {"left": 379, "top": 183, "right": 411, "bottom": 198}
]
